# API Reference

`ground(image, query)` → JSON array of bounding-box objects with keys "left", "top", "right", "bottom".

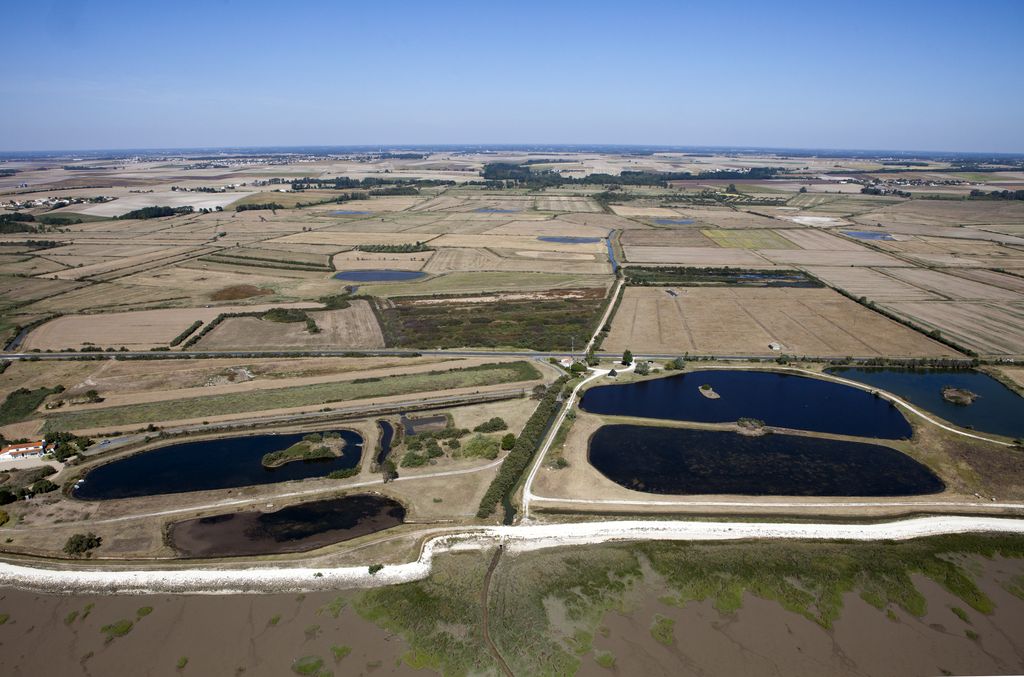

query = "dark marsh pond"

[
  {"left": 826, "top": 367, "right": 1024, "bottom": 438},
  {"left": 580, "top": 370, "right": 912, "bottom": 439},
  {"left": 74, "top": 430, "right": 363, "bottom": 500},
  {"left": 169, "top": 495, "right": 405, "bottom": 558},
  {"left": 589, "top": 425, "right": 943, "bottom": 496},
  {"left": 333, "top": 270, "right": 426, "bottom": 282}
]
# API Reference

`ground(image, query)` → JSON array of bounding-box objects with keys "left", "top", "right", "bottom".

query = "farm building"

[{"left": 0, "top": 440, "right": 46, "bottom": 460}]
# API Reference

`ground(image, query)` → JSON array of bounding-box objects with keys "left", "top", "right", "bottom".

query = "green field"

[
  {"left": 376, "top": 289, "right": 608, "bottom": 351},
  {"left": 43, "top": 361, "right": 540, "bottom": 431}
]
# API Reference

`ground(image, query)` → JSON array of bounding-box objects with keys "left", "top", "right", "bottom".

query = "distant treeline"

[
  {"left": 290, "top": 176, "right": 454, "bottom": 191},
  {"left": 235, "top": 202, "right": 284, "bottom": 212},
  {"left": 481, "top": 163, "right": 782, "bottom": 189},
  {"left": 970, "top": 189, "right": 1024, "bottom": 201},
  {"left": 357, "top": 242, "right": 432, "bottom": 253},
  {"left": 0, "top": 212, "right": 41, "bottom": 234},
  {"left": 117, "top": 205, "right": 194, "bottom": 220},
  {"left": 0, "top": 169, "right": 17, "bottom": 177}
]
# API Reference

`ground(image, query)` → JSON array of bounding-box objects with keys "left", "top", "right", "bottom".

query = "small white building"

[{"left": 0, "top": 440, "right": 46, "bottom": 460}]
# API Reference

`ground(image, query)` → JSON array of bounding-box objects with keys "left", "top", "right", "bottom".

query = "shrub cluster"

[
  {"left": 476, "top": 376, "right": 568, "bottom": 518},
  {"left": 169, "top": 320, "right": 203, "bottom": 347}
]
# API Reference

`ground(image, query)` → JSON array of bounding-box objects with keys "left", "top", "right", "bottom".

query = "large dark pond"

[
  {"left": 589, "top": 425, "right": 943, "bottom": 496},
  {"left": 826, "top": 367, "right": 1024, "bottom": 438},
  {"left": 168, "top": 495, "right": 405, "bottom": 558},
  {"left": 74, "top": 430, "right": 363, "bottom": 500},
  {"left": 333, "top": 270, "right": 426, "bottom": 282},
  {"left": 580, "top": 370, "right": 912, "bottom": 439}
]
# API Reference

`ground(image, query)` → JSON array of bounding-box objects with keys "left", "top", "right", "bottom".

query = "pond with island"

[
  {"left": 168, "top": 494, "right": 405, "bottom": 558},
  {"left": 333, "top": 270, "right": 426, "bottom": 282},
  {"left": 580, "top": 370, "right": 912, "bottom": 439},
  {"left": 73, "top": 429, "right": 364, "bottom": 500},
  {"left": 825, "top": 367, "right": 1024, "bottom": 438}
]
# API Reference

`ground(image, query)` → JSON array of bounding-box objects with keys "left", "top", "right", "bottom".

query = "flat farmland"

[
  {"left": 332, "top": 250, "right": 431, "bottom": 271},
  {"left": 665, "top": 208, "right": 781, "bottom": 229},
  {"left": 481, "top": 218, "right": 609, "bottom": 238},
  {"left": 430, "top": 233, "right": 606, "bottom": 254},
  {"left": 47, "top": 245, "right": 208, "bottom": 280},
  {"left": 702, "top": 228, "right": 796, "bottom": 249},
  {"left": 622, "top": 245, "right": 770, "bottom": 266},
  {"left": 877, "top": 267, "right": 1021, "bottom": 301},
  {"left": 358, "top": 271, "right": 610, "bottom": 297},
  {"left": 609, "top": 205, "right": 681, "bottom": 217},
  {"left": 620, "top": 229, "right": 715, "bottom": 247},
  {"left": 603, "top": 286, "right": 955, "bottom": 357},
  {"left": 21, "top": 301, "right": 318, "bottom": 350},
  {"left": 854, "top": 199, "right": 1024, "bottom": 228},
  {"left": 947, "top": 268, "right": 1024, "bottom": 294},
  {"left": 533, "top": 195, "right": 601, "bottom": 212},
  {"left": 775, "top": 229, "right": 867, "bottom": 250},
  {"left": 756, "top": 249, "right": 909, "bottom": 267},
  {"left": 423, "top": 247, "right": 609, "bottom": 275},
  {"left": 804, "top": 267, "right": 942, "bottom": 301},
  {"left": 880, "top": 301, "right": 1024, "bottom": 356},
  {"left": 194, "top": 302, "right": 385, "bottom": 351},
  {"left": 267, "top": 231, "right": 441, "bottom": 247}
]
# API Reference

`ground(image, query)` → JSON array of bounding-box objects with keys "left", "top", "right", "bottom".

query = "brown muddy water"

[{"left": 0, "top": 588, "right": 420, "bottom": 677}]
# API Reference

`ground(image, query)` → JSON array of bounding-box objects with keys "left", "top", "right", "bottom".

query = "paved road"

[{"left": 0, "top": 347, "right": 982, "bottom": 365}]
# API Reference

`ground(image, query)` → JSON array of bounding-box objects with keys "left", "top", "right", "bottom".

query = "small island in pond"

[
  {"left": 261, "top": 432, "right": 346, "bottom": 468},
  {"left": 942, "top": 386, "right": 979, "bottom": 406},
  {"left": 699, "top": 383, "right": 721, "bottom": 399}
]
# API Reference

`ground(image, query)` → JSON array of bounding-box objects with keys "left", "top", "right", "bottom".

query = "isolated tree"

[
  {"left": 799, "top": 186, "right": 808, "bottom": 193},
  {"left": 501, "top": 433, "right": 516, "bottom": 450},
  {"left": 621, "top": 350, "right": 633, "bottom": 366},
  {"left": 634, "top": 361, "right": 650, "bottom": 376},
  {"left": 63, "top": 532, "right": 102, "bottom": 557},
  {"left": 381, "top": 459, "right": 398, "bottom": 483}
]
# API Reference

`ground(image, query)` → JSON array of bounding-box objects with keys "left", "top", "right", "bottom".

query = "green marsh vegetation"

[{"left": 353, "top": 535, "right": 1024, "bottom": 677}]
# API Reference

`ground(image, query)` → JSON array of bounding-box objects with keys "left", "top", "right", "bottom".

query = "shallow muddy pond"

[
  {"left": 333, "top": 269, "right": 426, "bottom": 282},
  {"left": 589, "top": 425, "right": 943, "bottom": 496},
  {"left": 74, "top": 430, "right": 363, "bottom": 500},
  {"left": 826, "top": 367, "right": 1024, "bottom": 438},
  {"left": 580, "top": 370, "right": 912, "bottom": 439},
  {"left": 169, "top": 494, "right": 405, "bottom": 558}
]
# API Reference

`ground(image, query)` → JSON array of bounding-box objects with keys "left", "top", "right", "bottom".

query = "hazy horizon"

[{"left": 4, "top": 0, "right": 1024, "bottom": 153}]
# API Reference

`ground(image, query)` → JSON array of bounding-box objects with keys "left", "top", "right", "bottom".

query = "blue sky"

[{"left": 4, "top": 0, "right": 1023, "bottom": 152}]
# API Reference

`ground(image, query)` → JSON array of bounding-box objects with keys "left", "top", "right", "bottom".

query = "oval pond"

[
  {"left": 580, "top": 370, "right": 912, "bottom": 439},
  {"left": 169, "top": 495, "right": 405, "bottom": 558},
  {"left": 589, "top": 425, "right": 943, "bottom": 496},
  {"left": 74, "top": 429, "right": 363, "bottom": 500}
]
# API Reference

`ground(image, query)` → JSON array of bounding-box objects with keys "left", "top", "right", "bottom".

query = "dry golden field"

[
  {"left": 193, "top": 302, "right": 385, "bottom": 351},
  {"left": 603, "top": 286, "right": 956, "bottom": 357},
  {"left": 21, "top": 302, "right": 319, "bottom": 350}
]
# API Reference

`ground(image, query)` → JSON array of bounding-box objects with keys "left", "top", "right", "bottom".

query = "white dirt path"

[{"left": 2, "top": 516, "right": 1023, "bottom": 594}]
